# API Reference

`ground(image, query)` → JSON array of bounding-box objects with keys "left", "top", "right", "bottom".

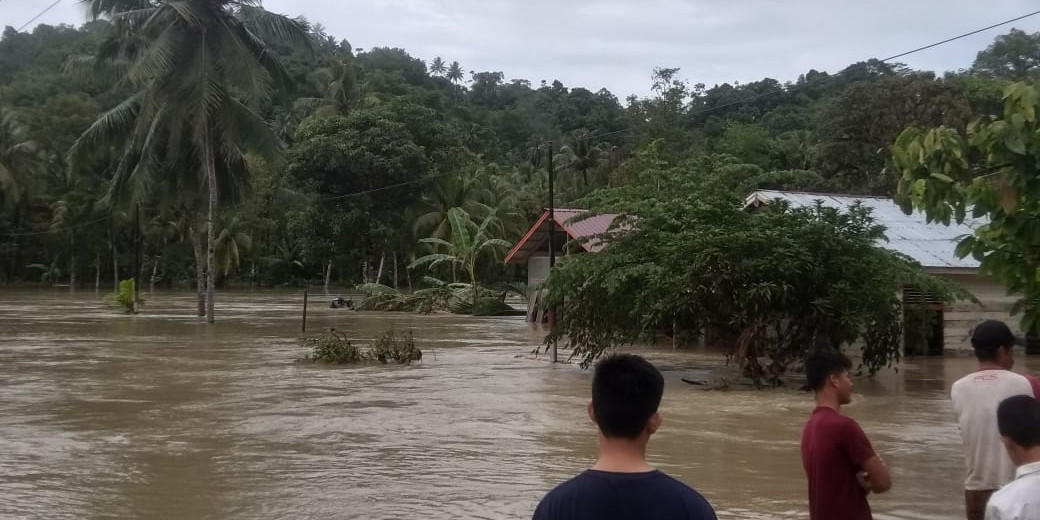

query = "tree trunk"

[
  {"left": 324, "top": 259, "right": 332, "bottom": 293},
  {"left": 192, "top": 227, "right": 206, "bottom": 317},
  {"left": 362, "top": 261, "right": 368, "bottom": 284},
  {"left": 375, "top": 252, "right": 385, "bottom": 285},
  {"left": 203, "top": 130, "right": 217, "bottom": 324},
  {"left": 111, "top": 229, "right": 119, "bottom": 291},
  {"left": 150, "top": 255, "right": 159, "bottom": 293},
  {"left": 95, "top": 253, "right": 100, "bottom": 293},
  {"left": 69, "top": 234, "right": 76, "bottom": 289},
  {"left": 393, "top": 252, "right": 399, "bottom": 288}
]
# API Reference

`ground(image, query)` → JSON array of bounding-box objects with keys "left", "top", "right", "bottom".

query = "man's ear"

[
  {"left": 646, "top": 412, "right": 662, "bottom": 435},
  {"left": 587, "top": 401, "right": 596, "bottom": 424}
]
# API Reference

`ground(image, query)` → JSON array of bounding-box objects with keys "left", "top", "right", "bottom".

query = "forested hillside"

[{"left": 1, "top": 14, "right": 1037, "bottom": 289}]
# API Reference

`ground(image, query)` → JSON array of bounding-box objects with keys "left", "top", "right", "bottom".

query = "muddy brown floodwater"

[{"left": 1, "top": 289, "right": 1036, "bottom": 519}]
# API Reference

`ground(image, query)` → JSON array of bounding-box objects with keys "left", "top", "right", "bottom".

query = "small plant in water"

[
  {"left": 370, "top": 329, "right": 422, "bottom": 364},
  {"left": 302, "top": 329, "right": 365, "bottom": 364},
  {"left": 301, "top": 328, "right": 422, "bottom": 365},
  {"left": 110, "top": 278, "right": 142, "bottom": 314}
]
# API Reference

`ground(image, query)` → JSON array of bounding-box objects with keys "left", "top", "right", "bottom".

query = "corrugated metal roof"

[
  {"left": 504, "top": 209, "right": 621, "bottom": 264},
  {"left": 745, "top": 190, "right": 984, "bottom": 270}
]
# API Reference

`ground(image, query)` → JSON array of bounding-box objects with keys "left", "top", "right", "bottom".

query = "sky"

[{"left": 3, "top": 0, "right": 1040, "bottom": 97}]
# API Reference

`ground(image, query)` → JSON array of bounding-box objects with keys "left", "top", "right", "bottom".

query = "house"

[
  {"left": 505, "top": 209, "right": 620, "bottom": 321},
  {"left": 744, "top": 190, "right": 1024, "bottom": 354}
]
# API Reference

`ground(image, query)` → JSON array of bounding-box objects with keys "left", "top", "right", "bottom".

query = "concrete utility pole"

[{"left": 547, "top": 141, "right": 557, "bottom": 363}]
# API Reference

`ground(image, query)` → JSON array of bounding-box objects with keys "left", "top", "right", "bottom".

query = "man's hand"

[{"left": 856, "top": 471, "right": 871, "bottom": 493}]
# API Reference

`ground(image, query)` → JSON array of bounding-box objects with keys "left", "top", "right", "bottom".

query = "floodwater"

[{"left": 0, "top": 290, "right": 1035, "bottom": 519}]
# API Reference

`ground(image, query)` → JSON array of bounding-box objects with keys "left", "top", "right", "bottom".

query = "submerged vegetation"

[{"left": 301, "top": 328, "right": 422, "bottom": 365}]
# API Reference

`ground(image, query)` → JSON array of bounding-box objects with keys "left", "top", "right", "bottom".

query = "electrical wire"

[{"left": 16, "top": 0, "right": 64, "bottom": 32}]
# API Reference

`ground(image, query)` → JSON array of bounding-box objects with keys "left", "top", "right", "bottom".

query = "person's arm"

[
  {"left": 985, "top": 499, "right": 1005, "bottom": 520},
  {"left": 844, "top": 420, "right": 891, "bottom": 494},
  {"left": 858, "top": 455, "right": 892, "bottom": 494},
  {"left": 1025, "top": 373, "right": 1040, "bottom": 400}
]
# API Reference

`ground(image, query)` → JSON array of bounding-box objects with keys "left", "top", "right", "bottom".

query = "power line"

[
  {"left": 316, "top": 170, "right": 459, "bottom": 201},
  {"left": 0, "top": 215, "right": 110, "bottom": 237},
  {"left": 17, "top": 0, "right": 64, "bottom": 32},
  {"left": 881, "top": 10, "right": 1040, "bottom": 62}
]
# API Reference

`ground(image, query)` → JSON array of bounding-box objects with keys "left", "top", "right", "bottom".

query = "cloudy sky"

[{"left": 3, "top": 0, "right": 1040, "bottom": 96}]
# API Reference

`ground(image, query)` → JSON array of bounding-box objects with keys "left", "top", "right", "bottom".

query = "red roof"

[{"left": 504, "top": 209, "right": 621, "bottom": 265}]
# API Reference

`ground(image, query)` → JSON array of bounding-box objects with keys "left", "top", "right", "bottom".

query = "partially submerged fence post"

[{"left": 301, "top": 290, "right": 309, "bottom": 333}]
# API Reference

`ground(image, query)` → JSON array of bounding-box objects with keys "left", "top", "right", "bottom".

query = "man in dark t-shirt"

[
  {"left": 532, "top": 354, "right": 716, "bottom": 520},
  {"left": 800, "top": 350, "right": 891, "bottom": 520}
]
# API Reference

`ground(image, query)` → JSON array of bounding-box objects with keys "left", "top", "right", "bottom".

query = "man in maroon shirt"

[{"left": 801, "top": 350, "right": 891, "bottom": 520}]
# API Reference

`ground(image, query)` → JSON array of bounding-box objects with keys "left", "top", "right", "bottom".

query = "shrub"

[
  {"left": 302, "top": 329, "right": 365, "bottom": 364},
  {"left": 301, "top": 328, "right": 422, "bottom": 365}
]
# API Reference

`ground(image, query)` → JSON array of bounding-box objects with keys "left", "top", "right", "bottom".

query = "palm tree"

[
  {"left": 77, "top": 0, "right": 310, "bottom": 323},
  {"left": 560, "top": 130, "right": 603, "bottom": 189},
  {"left": 295, "top": 58, "right": 361, "bottom": 117},
  {"left": 413, "top": 174, "right": 491, "bottom": 240},
  {"left": 429, "top": 57, "right": 446, "bottom": 76},
  {"left": 447, "top": 61, "right": 464, "bottom": 84},
  {"left": 410, "top": 207, "right": 511, "bottom": 311},
  {"left": 215, "top": 216, "right": 253, "bottom": 277},
  {"left": 0, "top": 108, "right": 41, "bottom": 209}
]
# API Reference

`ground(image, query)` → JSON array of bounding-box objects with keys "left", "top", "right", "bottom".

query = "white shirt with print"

[{"left": 951, "top": 370, "right": 1036, "bottom": 490}]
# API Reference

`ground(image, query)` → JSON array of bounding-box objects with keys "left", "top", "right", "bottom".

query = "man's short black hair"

[
  {"left": 997, "top": 395, "right": 1040, "bottom": 449},
  {"left": 971, "top": 320, "right": 1019, "bottom": 362},
  {"left": 592, "top": 354, "right": 664, "bottom": 439},
  {"left": 804, "top": 350, "right": 852, "bottom": 391}
]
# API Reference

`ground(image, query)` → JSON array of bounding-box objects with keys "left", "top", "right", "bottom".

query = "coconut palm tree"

[
  {"left": 560, "top": 130, "right": 603, "bottom": 189},
  {"left": 76, "top": 0, "right": 310, "bottom": 323},
  {"left": 447, "top": 61, "right": 464, "bottom": 84},
  {"left": 429, "top": 57, "right": 446, "bottom": 76},
  {"left": 0, "top": 108, "right": 41, "bottom": 210},
  {"left": 295, "top": 58, "right": 361, "bottom": 117},
  {"left": 215, "top": 216, "right": 253, "bottom": 277},
  {"left": 413, "top": 173, "right": 491, "bottom": 240}
]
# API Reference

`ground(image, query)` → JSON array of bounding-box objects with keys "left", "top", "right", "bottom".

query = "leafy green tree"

[
  {"left": 972, "top": 29, "right": 1040, "bottom": 81},
  {"left": 543, "top": 150, "right": 958, "bottom": 383},
  {"left": 892, "top": 81, "right": 1040, "bottom": 336},
  {"left": 816, "top": 73, "right": 971, "bottom": 194},
  {"left": 77, "top": 0, "right": 309, "bottom": 322}
]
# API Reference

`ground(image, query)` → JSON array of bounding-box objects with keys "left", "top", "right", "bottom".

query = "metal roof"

[
  {"left": 744, "top": 190, "right": 985, "bottom": 270},
  {"left": 504, "top": 209, "right": 620, "bottom": 265}
]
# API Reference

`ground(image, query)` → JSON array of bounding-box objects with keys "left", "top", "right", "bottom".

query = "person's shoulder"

[
  {"left": 654, "top": 472, "right": 716, "bottom": 511},
  {"left": 538, "top": 471, "right": 599, "bottom": 503}
]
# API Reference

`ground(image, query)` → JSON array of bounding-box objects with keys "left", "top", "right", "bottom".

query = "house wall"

[
  {"left": 527, "top": 254, "right": 551, "bottom": 288},
  {"left": 940, "top": 273, "right": 1021, "bottom": 351}
]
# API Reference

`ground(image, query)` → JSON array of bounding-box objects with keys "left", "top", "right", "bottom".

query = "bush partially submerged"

[
  {"left": 301, "top": 328, "right": 422, "bottom": 365},
  {"left": 370, "top": 329, "right": 422, "bottom": 364},
  {"left": 356, "top": 278, "right": 523, "bottom": 316}
]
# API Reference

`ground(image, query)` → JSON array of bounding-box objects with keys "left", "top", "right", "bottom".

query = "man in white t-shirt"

[
  {"left": 951, "top": 320, "right": 1040, "bottom": 520},
  {"left": 985, "top": 395, "right": 1040, "bottom": 520}
]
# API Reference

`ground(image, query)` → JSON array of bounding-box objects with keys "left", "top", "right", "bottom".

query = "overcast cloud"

[{"left": 3, "top": 0, "right": 1040, "bottom": 96}]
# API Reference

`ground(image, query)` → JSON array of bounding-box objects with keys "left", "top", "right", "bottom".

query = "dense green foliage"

[
  {"left": 0, "top": 16, "right": 1034, "bottom": 301},
  {"left": 893, "top": 82, "right": 1040, "bottom": 337},
  {"left": 541, "top": 147, "right": 963, "bottom": 384}
]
